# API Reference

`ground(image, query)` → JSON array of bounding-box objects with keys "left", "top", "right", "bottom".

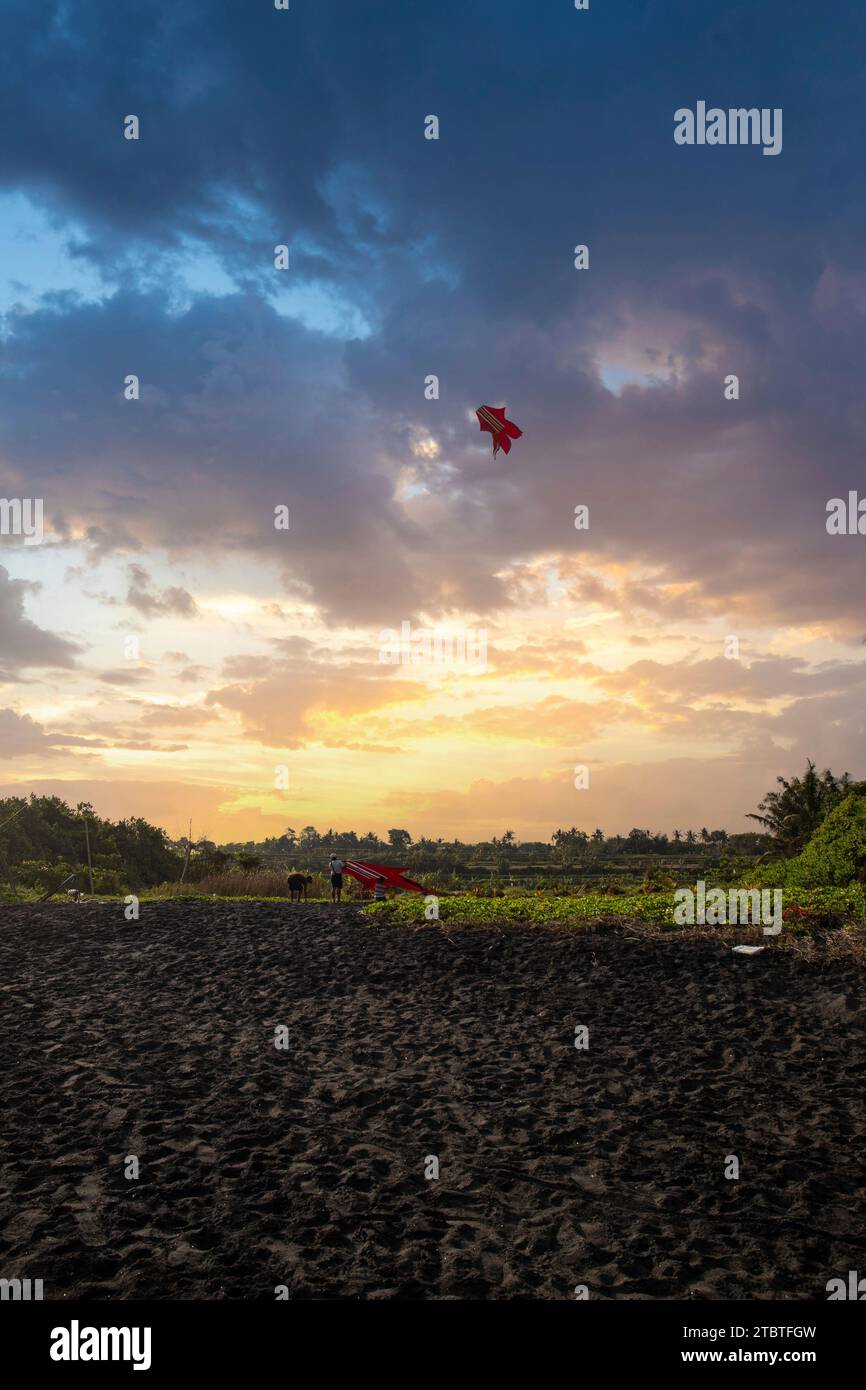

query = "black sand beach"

[{"left": 1, "top": 901, "right": 864, "bottom": 1300}]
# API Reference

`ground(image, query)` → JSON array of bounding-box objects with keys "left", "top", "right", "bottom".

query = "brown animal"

[{"left": 287, "top": 872, "right": 313, "bottom": 902}]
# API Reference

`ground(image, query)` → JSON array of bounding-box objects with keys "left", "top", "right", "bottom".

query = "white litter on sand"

[{"left": 732, "top": 945, "right": 766, "bottom": 956}]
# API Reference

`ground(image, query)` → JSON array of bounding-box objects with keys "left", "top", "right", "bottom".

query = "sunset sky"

[{"left": 2, "top": 0, "right": 866, "bottom": 844}]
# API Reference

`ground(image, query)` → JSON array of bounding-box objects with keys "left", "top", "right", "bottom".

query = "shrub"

[
  {"left": 749, "top": 786, "right": 866, "bottom": 890},
  {"left": 785, "top": 787, "right": 866, "bottom": 887},
  {"left": 92, "top": 869, "right": 127, "bottom": 894},
  {"left": 12, "top": 859, "right": 80, "bottom": 892}
]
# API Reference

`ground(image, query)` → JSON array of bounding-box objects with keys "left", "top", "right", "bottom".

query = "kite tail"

[{"left": 498, "top": 434, "right": 512, "bottom": 455}]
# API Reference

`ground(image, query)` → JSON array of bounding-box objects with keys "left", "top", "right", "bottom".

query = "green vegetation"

[
  {"left": 747, "top": 760, "right": 852, "bottom": 858},
  {"left": 788, "top": 786, "right": 866, "bottom": 886},
  {"left": 362, "top": 886, "right": 866, "bottom": 930},
  {"left": 0, "top": 795, "right": 180, "bottom": 897},
  {"left": 4, "top": 768, "right": 866, "bottom": 934},
  {"left": 749, "top": 784, "right": 866, "bottom": 889},
  {"left": 0, "top": 798, "right": 768, "bottom": 901}
]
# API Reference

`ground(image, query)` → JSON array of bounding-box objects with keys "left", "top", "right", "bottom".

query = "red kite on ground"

[
  {"left": 476, "top": 404, "right": 522, "bottom": 457},
  {"left": 342, "top": 860, "right": 426, "bottom": 894}
]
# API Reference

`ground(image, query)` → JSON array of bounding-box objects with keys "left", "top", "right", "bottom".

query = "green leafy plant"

[{"left": 747, "top": 761, "right": 851, "bottom": 859}]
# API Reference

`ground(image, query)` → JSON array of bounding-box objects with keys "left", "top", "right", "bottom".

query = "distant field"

[{"left": 0, "top": 852, "right": 763, "bottom": 903}]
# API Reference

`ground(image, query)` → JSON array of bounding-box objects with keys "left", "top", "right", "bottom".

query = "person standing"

[{"left": 328, "top": 853, "right": 345, "bottom": 902}]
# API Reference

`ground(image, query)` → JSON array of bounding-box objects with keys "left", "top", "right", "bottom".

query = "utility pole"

[
  {"left": 178, "top": 819, "right": 193, "bottom": 887},
  {"left": 83, "top": 814, "right": 94, "bottom": 895}
]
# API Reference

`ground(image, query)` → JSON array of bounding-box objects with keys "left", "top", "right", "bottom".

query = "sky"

[{"left": 1, "top": 0, "right": 866, "bottom": 844}]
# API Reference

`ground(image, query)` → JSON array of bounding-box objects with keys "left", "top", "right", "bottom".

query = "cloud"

[
  {"left": 125, "top": 564, "right": 199, "bottom": 618},
  {"left": 2, "top": 1, "right": 866, "bottom": 831},
  {"left": 375, "top": 696, "right": 634, "bottom": 747},
  {"left": 589, "top": 654, "right": 866, "bottom": 705},
  {"left": 386, "top": 755, "right": 787, "bottom": 840},
  {"left": 0, "top": 777, "right": 282, "bottom": 842},
  {"left": 98, "top": 668, "right": 151, "bottom": 686},
  {"left": 0, "top": 1, "right": 860, "bottom": 634},
  {"left": 135, "top": 703, "right": 218, "bottom": 730},
  {"left": 0, "top": 707, "right": 100, "bottom": 757},
  {"left": 0, "top": 566, "right": 82, "bottom": 678},
  {"left": 206, "top": 668, "right": 420, "bottom": 748}
]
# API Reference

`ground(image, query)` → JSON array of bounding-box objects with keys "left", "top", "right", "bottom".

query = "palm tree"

[{"left": 747, "top": 760, "right": 852, "bottom": 858}]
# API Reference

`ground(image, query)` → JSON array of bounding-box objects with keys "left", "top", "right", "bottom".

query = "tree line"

[
  {"left": 0, "top": 796, "right": 180, "bottom": 892},
  {"left": 216, "top": 823, "right": 767, "bottom": 874},
  {"left": 0, "top": 762, "right": 855, "bottom": 892}
]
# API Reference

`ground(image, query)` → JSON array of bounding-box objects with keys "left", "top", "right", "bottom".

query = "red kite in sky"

[
  {"left": 476, "top": 404, "right": 522, "bottom": 457},
  {"left": 342, "top": 860, "right": 426, "bottom": 894}
]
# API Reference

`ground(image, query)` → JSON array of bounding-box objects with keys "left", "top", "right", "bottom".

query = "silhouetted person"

[{"left": 328, "top": 854, "right": 345, "bottom": 902}]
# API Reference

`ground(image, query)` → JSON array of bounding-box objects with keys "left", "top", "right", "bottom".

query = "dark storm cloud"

[{"left": 2, "top": 1, "right": 866, "bottom": 628}]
